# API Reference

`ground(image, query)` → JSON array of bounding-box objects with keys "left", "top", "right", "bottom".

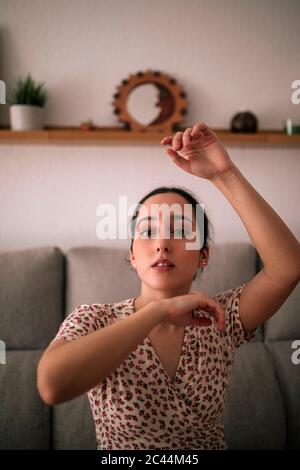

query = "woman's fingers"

[
  {"left": 167, "top": 131, "right": 192, "bottom": 162},
  {"left": 172, "top": 131, "right": 184, "bottom": 150},
  {"left": 202, "top": 301, "right": 225, "bottom": 332},
  {"left": 166, "top": 148, "right": 192, "bottom": 170},
  {"left": 161, "top": 131, "right": 184, "bottom": 150},
  {"left": 161, "top": 127, "right": 197, "bottom": 153},
  {"left": 161, "top": 132, "right": 183, "bottom": 149},
  {"left": 161, "top": 128, "right": 192, "bottom": 147},
  {"left": 190, "top": 291, "right": 225, "bottom": 332},
  {"left": 165, "top": 291, "right": 224, "bottom": 330},
  {"left": 191, "top": 122, "right": 218, "bottom": 145},
  {"left": 190, "top": 316, "right": 212, "bottom": 328},
  {"left": 191, "top": 122, "right": 208, "bottom": 137},
  {"left": 160, "top": 136, "right": 172, "bottom": 145},
  {"left": 183, "top": 127, "right": 192, "bottom": 147}
]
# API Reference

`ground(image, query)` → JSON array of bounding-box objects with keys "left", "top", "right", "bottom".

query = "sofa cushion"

[
  {"left": 193, "top": 242, "right": 257, "bottom": 295},
  {"left": 65, "top": 242, "right": 258, "bottom": 308},
  {"left": 0, "top": 246, "right": 65, "bottom": 349},
  {"left": 0, "top": 351, "right": 51, "bottom": 449},
  {"left": 65, "top": 246, "right": 140, "bottom": 313},
  {"left": 223, "top": 342, "right": 285, "bottom": 449},
  {"left": 266, "top": 341, "right": 300, "bottom": 449},
  {"left": 264, "top": 283, "right": 300, "bottom": 340},
  {"left": 53, "top": 394, "right": 96, "bottom": 450}
]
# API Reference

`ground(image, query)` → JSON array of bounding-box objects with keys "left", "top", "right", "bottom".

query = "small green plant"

[{"left": 9, "top": 74, "right": 48, "bottom": 107}]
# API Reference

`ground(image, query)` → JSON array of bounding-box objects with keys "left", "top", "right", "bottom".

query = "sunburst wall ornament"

[{"left": 111, "top": 70, "right": 188, "bottom": 133}]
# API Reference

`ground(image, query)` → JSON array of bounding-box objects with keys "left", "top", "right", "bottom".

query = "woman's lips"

[{"left": 152, "top": 265, "right": 175, "bottom": 272}]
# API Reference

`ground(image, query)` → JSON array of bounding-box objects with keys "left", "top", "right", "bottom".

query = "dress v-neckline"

[
  {"left": 129, "top": 295, "right": 187, "bottom": 385},
  {"left": 145, "top": 326, "right": 187, "bottom": 385}
]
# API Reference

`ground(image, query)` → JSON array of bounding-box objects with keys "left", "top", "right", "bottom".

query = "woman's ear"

[
  {"left": 198, "top": 245, "right": 209, "bottom": 269},
  {"left": 129, "top": 250, "right": 136, "bottom": 270}
]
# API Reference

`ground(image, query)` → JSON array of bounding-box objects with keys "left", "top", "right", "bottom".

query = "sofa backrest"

[
  {"left": 1, "top": 243, "right": 299, "bottom": 449},
  {"left": 65, "top": 242, "right": 258, "bottom": 311},
  {"left": 0, "top": 246, "right": 64, "bottom": 350}
]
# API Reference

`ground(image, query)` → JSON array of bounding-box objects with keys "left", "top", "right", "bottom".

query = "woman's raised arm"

[{"left": 161, "top": 122, "right": 300, "bottom": 331}]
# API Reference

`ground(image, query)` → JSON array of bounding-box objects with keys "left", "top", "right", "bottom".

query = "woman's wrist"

[
  {"left": 147, "top": 299, "right": 170, "bottom": 325},
  {"left": 210, "top": 163, "right": 240, "bottom": 187}
]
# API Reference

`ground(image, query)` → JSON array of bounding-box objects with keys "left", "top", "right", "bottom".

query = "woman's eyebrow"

[{"left": 136, "top": 214, "right": 193, "bottom": 228}]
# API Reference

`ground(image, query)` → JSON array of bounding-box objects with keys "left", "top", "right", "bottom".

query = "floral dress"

[{"left": 51, "top": 283, "right": 256, "bottom": 450}]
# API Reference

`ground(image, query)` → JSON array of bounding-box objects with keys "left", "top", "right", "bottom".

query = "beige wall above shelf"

[{"left": 0, "top": 126, "right": 300, "bottom": 146}]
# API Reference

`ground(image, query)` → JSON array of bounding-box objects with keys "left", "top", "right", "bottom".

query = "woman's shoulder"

[
  {"left": 71, "top": 297, "right": 135, "bottom": 322},
  {"left": 51, "top": 297, "right": 136, "bottom": 344},
  {"left": 211, "top": 283, "right": 257, "bottom": 348},
  {"left": 211, "top": 283, "right": 247, "bottom": 308}
]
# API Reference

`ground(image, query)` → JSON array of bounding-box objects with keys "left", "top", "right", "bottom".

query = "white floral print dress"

[{"left": 51, "top": 283, "right": 256, "bottom": 450}]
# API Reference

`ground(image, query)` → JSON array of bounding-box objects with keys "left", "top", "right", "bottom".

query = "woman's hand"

[
  {"left": 157, "top": 291, "right": 225, "bottom": 332},
  {"left": 161, "top": 122, "right": 235, "bottom": 181}
]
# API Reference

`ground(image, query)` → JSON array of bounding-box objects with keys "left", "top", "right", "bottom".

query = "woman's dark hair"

[{"left": 126, "top": 186, "right": 213, "bottom": 281}]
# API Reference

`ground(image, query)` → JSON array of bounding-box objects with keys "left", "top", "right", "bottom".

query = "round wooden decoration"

[{"left": 111, "top": 70, "right": 188, "bottom": 133}]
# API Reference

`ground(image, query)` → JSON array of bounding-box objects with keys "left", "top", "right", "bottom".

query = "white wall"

[{"left": 0, "top": 0, "right": 299, "bottom": 253}]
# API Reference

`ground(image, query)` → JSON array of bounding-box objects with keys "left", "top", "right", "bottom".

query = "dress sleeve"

[
  {"left": 213, "top": 283, "right": 257, "bottom": 351},
  {"left": 50, "top": 304, "right": 109, "bottom": 344}
]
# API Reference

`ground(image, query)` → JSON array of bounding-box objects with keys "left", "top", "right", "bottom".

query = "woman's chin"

[{"left": 143, "top": 277, "right": 187, "bottom": 291}]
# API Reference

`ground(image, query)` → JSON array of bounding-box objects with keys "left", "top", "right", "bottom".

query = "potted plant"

[{"left": 8, "top": 74, "right": 48, "bottom": 130}]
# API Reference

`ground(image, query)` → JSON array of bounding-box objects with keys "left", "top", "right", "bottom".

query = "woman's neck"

[{"left": 134, "top": 285, "right": 191, "bottom": 312}]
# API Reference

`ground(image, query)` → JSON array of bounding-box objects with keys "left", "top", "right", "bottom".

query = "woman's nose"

[
  {"left": 157, "top": 244, "right": 170, "bottom": 252},
  {"left": 156, "top": 229, "right": 172, "bottom": 251}
]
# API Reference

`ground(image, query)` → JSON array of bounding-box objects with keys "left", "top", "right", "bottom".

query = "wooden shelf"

[{"left": 0, "top": 126, "right": 300, "bottom": 146}]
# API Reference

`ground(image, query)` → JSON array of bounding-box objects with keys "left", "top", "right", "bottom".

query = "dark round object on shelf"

[{"left": 230, "top": 111, "right": 258, "bottom": 133}]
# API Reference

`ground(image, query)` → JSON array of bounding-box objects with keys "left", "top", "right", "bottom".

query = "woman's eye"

[
  {"left": 140, "top": 230, "right": 149, "bottom": 238},
  {"left": 140, "top": 229, "right": 155, "bottom": 238},
  {"left": 173, "top": 228, "right": 184, "bottom": 236},
  {"left": 173, "top": 228, "right": 192, "bottom": 237},
  {"left": 138, "top": 227, "right": 192, "bottom": 238}
]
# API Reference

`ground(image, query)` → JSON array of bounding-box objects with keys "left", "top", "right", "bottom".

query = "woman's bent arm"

[{"left": 37, "top": 301, "right": 165, "bottom": 406}]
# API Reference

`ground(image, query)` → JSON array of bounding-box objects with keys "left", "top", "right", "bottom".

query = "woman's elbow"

[{"left": 37, "top": 361, "right": 62, "bottom": 406}]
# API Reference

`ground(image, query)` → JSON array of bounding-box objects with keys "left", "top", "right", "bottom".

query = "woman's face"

[{"left": 130, "top": 192, "right": 209, "bottom": 296}]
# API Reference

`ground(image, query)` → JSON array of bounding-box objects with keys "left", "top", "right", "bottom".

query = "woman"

[{"left": 37, "top": 122, "right": 300, "bottom": 450}]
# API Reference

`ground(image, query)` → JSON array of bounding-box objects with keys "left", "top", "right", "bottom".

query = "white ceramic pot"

[{"left": 9, "top": 104, "right": 45, "bottom": 131}]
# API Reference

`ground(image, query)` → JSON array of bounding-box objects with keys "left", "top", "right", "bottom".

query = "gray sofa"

[{"left": 0, "top": 243, "right": 299, "bottom": 450}]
